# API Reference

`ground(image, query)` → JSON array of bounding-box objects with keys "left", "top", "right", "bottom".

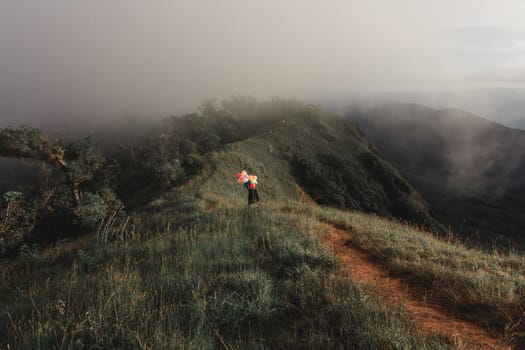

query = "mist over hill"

[
  {"left": 0, "top": 100, "right": 444, "bottom": 256},
  {"left": 315, "top": 88, "right": 525, "bottom": 131},
  {"left": 347, "top": 103, "right": 525, "bottom": 244},
  {"left": 369, "top": 88, "right": 525, "bottom": 130}
]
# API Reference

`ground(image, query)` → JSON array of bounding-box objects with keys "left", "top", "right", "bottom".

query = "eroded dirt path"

[{"left": 326, "top": 228, "right": 508, "bottom": 350}]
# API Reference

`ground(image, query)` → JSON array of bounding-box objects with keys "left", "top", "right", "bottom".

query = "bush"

[
  {"left": 75, "top": 192, "right": 108, "bottom": 228},
  {"left": 0, "top": 192, "right": 38, "bottom": 256}
]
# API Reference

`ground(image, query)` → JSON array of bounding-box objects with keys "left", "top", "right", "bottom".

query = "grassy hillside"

[
  {"left": 2, "top": 154, "right": 524, "bottom": 348},
  {"left": 2, "top": 100, "right": 524, "bottom": 348},
  {"left": 348, "top": 103, "right": 525, "bottom": 245},
  {"left": 1, "top": 190, "right": 453, "bottom": 349}
]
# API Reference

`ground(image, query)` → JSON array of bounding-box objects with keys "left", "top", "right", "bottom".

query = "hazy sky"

[{"left": 1, "top": 0, "right": 525, "bottom": 125}]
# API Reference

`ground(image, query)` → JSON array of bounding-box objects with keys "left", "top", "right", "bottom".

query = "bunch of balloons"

[{"left": 236, "top": 170, "right": 258, "bottom": 189}]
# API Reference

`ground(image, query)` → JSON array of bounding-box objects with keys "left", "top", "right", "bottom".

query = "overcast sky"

[{"left": 1, "top": 0, "right": 525, "bottom": 125}]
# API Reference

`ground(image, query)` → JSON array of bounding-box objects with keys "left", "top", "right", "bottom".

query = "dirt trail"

[{"left": 326, "top": 228, "right": 508, "bottom": 350}]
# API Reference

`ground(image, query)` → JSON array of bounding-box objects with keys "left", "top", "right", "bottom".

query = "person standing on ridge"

[
  {"left": 246, "top": 175, "right": 260, "bottom": 205},
  {"left": 236, "top": 171, "right": 260, "bottom": 205}
]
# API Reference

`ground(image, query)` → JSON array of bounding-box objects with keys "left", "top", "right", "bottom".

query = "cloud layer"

[{"left": 1, "top": 0, "right": 524, "bottom": 126}]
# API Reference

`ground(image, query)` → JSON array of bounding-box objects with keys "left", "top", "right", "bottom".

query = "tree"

[
  {"left": 0, "top": 127, "right": 122, "bottom": 253},
  {"left": 0, "top": 127, "right": 103, "bottom": 205}
]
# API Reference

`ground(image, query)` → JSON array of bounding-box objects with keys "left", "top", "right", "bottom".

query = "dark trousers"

[{"left": 248, "top": 189, "right": 260, "bottom": 204}]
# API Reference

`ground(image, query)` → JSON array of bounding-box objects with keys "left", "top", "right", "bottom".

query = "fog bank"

[{"left": 1, "top": 1, "right": 525, "bottom": 130}]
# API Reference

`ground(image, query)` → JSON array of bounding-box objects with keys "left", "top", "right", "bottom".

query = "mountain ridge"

[{"left": 195, "top": 106, "right": 444, "bottom": 233}]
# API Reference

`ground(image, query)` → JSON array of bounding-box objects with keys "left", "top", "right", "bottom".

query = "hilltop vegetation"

[
  {"left": 1, "top": 99, "right": 441, "bottom": 256},
  {"left": 0, "top": 127, "right": 123, "bottom": 255}
]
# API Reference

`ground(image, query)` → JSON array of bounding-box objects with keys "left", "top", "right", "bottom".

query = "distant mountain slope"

[
  {"left": 348, "top": 103, "right": 525, "bottom": 243},
  {"left": 374, "top": 88, "right": 525, "bottom": 130},
  {"left": 199, "top": 105, "right": 444, "bottom": 232}
]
